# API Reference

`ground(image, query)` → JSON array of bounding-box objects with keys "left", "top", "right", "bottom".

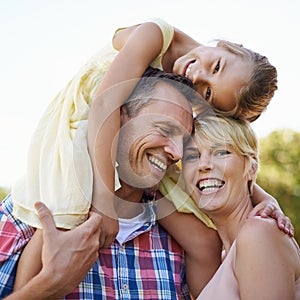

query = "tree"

[
  {"left": 0, "top": 187, "right": 9, "bottom": 202},
  {"left": 257, "top": 128, "right": 300, "bottom": 243}
]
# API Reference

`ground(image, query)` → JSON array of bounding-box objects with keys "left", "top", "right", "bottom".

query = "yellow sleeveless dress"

[{"left": 12, "top": 18, "right": 214, "bottom": 230}]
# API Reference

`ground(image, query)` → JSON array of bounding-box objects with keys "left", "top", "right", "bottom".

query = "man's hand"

[
  {"left": 35, "top": 201, "right": 102, "bottom": 297},
  {"left": 5, "top": 202, "right": 102, "bottom": 300}
]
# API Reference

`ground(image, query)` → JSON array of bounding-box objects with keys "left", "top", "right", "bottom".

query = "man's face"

[{"left": 117, "top": 82, "right": 193, "bottom": 192}]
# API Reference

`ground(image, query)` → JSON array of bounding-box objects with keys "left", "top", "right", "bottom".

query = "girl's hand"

[{"left": 248, "top": 201, "right": 294, "bottom": 237}]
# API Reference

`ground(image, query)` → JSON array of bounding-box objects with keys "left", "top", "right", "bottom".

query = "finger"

[
  {"left": 289, "top": 226, "right": 295, "bottom": 237},
  {"left": 282, "top": 217, "right": 294, "bottom": 237},
  {"left": 99, "top": 233, "right": 107, "bottom": 249},
  {"left": 83, "top": 212, "right": 102, "bottom": 234},
  {"left": 34, "top": 201, "right": 57, "bottom": 234},
  {"left": 103, "top": 236, "right": 115, "bottom": 249}
]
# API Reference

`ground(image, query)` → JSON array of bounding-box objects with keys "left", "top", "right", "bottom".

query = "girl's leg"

[{"left": 14, "top": 229, "right": 43, "bottom": 290}]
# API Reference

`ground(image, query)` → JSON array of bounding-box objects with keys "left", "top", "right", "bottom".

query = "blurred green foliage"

[
  {"left": 257, "top": 128, "right": 300, "bottom": 243},
  {"left": 0, "top": 188, "right": 9, "bottom": 202}
]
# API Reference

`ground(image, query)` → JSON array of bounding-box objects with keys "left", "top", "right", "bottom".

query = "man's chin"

[{"left": 144, "top": 182, "right": 160, "bottom": 194}]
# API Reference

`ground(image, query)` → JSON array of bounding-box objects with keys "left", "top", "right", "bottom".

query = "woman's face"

[
  {"left": 173, "top": 45, "right": 251, "bottom": 112},
  {"left": 182, "top": 134, "right": 250, "bottom": 212}
]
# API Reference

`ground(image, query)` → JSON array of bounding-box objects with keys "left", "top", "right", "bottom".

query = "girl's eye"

[
  {"left": 214, "top": 61, "right": 220, "bottom": 73},
  {"left": 205, "top": 87, "right": 211, "bottom": 100}
]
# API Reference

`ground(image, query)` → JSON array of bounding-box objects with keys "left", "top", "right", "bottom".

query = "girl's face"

[
  {"left": 173, "top": 45, "right": 251, "bottom": 112},
  {"left": 182, "top": 135, "right": 250, "bottom": 212}
]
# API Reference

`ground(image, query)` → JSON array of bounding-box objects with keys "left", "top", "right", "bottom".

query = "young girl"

[{"left": 11, "top": 18, "right": 285, "bottom": 295}]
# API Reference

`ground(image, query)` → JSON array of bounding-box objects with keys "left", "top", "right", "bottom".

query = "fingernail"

[{"left": 34, "top": 202, "right": 43, "bottom": 212}]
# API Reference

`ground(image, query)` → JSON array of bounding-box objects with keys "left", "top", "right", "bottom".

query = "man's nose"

[{"left": 164, "top": 137, "right": 183, "bottom": 162}]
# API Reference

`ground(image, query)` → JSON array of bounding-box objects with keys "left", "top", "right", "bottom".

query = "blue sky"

[{"left": 0, "top": 0, "right": 299, "bottom": 187}]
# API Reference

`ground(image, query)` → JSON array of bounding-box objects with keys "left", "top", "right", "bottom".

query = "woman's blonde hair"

[{"left": 194, "top": 113, "right": 259, "bottom": 193}]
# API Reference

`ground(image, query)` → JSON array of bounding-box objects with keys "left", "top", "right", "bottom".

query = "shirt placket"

[{"left": 118, "top": 244, "right": 130, "bottom": 299}]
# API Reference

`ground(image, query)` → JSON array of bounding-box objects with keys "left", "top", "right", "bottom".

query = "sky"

[{"left": 0, "top": 0, "right": 299, "bottom": 188}]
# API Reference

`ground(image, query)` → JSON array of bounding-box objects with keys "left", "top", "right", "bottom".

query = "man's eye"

[
  {"left": 160, "top": 128, "right": 172, "bottom": 136},
  {"left": 214, "top": 61, "right": 220, "bottom": 73},
  {"left": 205, "top": 87, "right": 211, "bottom": 100}
]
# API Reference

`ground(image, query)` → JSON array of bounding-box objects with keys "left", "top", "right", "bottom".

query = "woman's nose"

[{"left": 198, "top": 153, "right": 213, "bottom": 171}]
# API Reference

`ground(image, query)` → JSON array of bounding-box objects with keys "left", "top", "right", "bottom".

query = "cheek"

[{"left": 182, "top": 165, "right": 198, "bottom": 192}]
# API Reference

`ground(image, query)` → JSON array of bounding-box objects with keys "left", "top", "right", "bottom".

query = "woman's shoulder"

[
  {"left": 236, "top": 216, "right": 300, "bottom": 262},
  {"left": 237, "top": 216, "right": 286, "bottom": 245}
]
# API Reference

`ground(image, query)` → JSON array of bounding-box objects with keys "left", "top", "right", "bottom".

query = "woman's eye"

[
  {"left": 205, "top": 87, "right": 211, "bottom": 100},
  {"left": 215, "top": 150, "right": 230, "bottom": 157},
  {"left": 214, "top": 61, "right": 220, "bottom": 73},
  {"left": 183, "top": 154, "right": 199, "bottom": 161}
]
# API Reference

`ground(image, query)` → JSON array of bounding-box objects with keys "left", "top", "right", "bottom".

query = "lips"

[
  {"left": 183, "top": 60, "right": 196, "bottom": 77},
  {"left": 148, "top": 155, "right": 167, "bottom": 172},
  {"left": 197, "top": 178, "right": 225, "bottom": 193}
]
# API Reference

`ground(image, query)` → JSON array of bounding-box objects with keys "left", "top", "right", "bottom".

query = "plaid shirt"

[{"left": 0, "top": 194, "right": 190, "bottom": 299}]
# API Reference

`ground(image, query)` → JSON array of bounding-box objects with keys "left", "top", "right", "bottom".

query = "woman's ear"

[{"left": 248, "top": 157, "right": 258, "bottom": 181}]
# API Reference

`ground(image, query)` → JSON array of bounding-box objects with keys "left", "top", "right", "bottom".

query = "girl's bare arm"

[
  {"left": 88, "top": 22, "right": 165, "bottom": 247},
  {"left": 157, "top": 199, "right": 222, "bottom": 298}
]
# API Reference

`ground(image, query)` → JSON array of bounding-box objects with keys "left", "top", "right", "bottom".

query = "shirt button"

[{"left": 123, "top": 284, "right": 128, "bottom": 290}]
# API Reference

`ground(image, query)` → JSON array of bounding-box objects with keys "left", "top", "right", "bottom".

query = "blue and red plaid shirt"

[{"left": 0, "top": 194, "right": 190, "bottom": 299}]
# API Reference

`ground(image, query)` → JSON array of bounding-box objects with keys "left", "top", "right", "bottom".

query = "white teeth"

[
  {"left": 148, "top": 156, "right": 167, "bottom": 171},
  {"left": 199, "top": 179, "right": 224, "bottom": 191},
  {"left": 185, "top": 63, "right": 192, "bottom": 77}
]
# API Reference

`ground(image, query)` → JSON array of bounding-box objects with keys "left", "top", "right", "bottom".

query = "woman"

[{"left": 181, "top": 113, "right": 300, "bottom": 299}]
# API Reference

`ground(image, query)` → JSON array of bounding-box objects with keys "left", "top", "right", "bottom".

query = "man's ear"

[{"left": 120, "top": 106, "right": 130, "bottom": 125}]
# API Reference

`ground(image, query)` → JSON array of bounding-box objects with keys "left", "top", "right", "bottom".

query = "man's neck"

[{"left": 114, "top": 182, "right": 145, "bottom": 219}]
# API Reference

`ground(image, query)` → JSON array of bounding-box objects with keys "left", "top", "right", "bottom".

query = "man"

[{"left": 1, "top": 68, "right": 200, "bottom": 299}]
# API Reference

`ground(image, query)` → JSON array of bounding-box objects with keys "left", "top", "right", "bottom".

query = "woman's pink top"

[{"left": 197, "top": 239, "right": 300, "bottom": 299}]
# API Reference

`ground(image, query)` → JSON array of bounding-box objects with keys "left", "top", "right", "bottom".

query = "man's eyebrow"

[{"left": 154, "top": 120, "right": 181, "bottom": 130}]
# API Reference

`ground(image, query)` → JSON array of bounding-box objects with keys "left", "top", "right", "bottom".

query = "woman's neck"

[{"left": 210, "top": 198, "right": 254, "bottom": 253}]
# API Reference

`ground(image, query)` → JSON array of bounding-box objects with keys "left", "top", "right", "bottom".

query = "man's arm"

[{"left": 5, "top": 202, "right": 102, "bottom": 299}]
